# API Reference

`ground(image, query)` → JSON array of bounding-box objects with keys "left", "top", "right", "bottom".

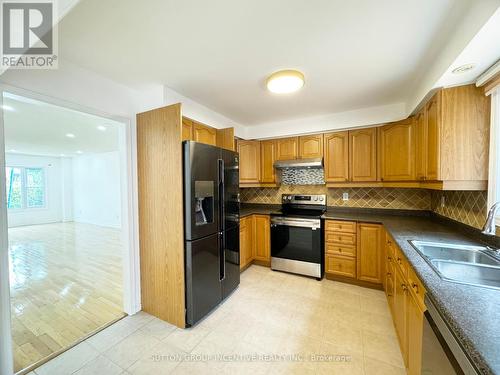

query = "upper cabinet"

[
  {"left": 182, "top": 118, "right": 193, "bottom": 141},
  {"left": 299, "top": 134, "right": 323, "bottom": 159},
  {"left": 260, "top": 140, "right": 277, "bottom": 184},
  {"left": 324, "top": 132, "right": 349, "bottom": 182},
  {"left": 379, "top": 118, "right": 415, "bottom": 181},
  {"left": 413, "top": 85, "right": 489, "bottom": 189},
  {"left": 349, "top": 128, "right": 377, "bottom": 182},
  {"left": 238, "top": 140, "right": 261, "bottom": 184},
  {"left": 192, "top": 121, "right": 217, "bottom": 146},
  {"left": 276, "top": 137, "right": 298, "bottom": 160},
  {"left": 216, "top": 128, "right": 235, "bottom": 151}
]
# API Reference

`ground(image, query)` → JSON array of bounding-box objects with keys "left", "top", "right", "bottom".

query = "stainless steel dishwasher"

[{"left": 421, "top": 296, "right": 478, "bottom": 374}]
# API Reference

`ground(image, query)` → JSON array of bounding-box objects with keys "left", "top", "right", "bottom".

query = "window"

[
  {"left": 5, "top": 167, "right": 46, "bottom": 209},
  {"left": 488, "top": 89, "right": 500, "bottom": 224}
]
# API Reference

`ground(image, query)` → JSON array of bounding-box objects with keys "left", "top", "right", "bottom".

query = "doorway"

[{"left": 1, "top": 92, "right": 130, "bottom": 373}]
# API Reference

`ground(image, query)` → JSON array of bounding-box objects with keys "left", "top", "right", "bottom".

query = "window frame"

[
  {"left": 487, "top": 89, "right": 500, "bottom": 225},
  {"left": 5, "top": 166, "right": 47, "bottom": 211}
]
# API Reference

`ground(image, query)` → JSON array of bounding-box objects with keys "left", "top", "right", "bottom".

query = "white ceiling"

[
  {"left": 58, "top": 0, "right": 499, "bottom": 127},
  {"left": 2, "top": 93, "right": 122, "bottom": 157}
]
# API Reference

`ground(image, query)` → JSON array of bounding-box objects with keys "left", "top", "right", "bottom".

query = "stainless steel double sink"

[{"left": 409, "top": 241, "right": 500, "bottom": 290}]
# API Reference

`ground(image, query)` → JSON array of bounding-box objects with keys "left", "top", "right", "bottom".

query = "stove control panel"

[{"left": 282, "top": 194, "right": 326, "bottom": 205}]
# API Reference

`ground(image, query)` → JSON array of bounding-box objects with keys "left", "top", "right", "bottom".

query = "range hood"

[{"left": 274, "top": 158, "right": 323, "bottom": 169}]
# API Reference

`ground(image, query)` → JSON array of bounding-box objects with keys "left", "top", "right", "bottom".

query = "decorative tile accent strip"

[
  {"left": 431, "top": 191, "right": 487, "bottom": 229},
  {"left": 241, "top": 186, "right": 431, "bottom": 210},
  {"left": 280, "top": 167, "right": 325, "bottom": 185}
]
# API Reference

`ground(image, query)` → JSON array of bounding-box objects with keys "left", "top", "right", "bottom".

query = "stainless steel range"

[{"left": 270, "top": 194, "right": 326, "bottom": 279}]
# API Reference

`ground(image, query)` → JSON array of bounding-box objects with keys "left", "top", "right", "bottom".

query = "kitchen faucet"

[{"left": 482, "top": 201, "right": 500, "bottom": 236}]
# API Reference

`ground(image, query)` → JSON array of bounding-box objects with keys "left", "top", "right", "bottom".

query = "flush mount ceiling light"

[
  {"left": 266, "top": 70, "right": 305, "bottom": 94},
  {"left": 65, "top": 133, "right": 75, "bottom": 138},
  {"left": 97, "top": 125, "right": 107, "bottom": 131},
  {"left": 76, "top": 150, "right": 83, "bottom": 154},
  {"left": 452, "top": 63, "right": 476, "bottom": 74}
]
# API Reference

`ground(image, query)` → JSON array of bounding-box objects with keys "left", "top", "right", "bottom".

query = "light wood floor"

[{"left": 8, "top": 222, "right": 124, "bottom": 373}]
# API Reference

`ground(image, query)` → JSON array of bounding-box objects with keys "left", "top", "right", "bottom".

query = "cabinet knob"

[
  {"left": 401, "top": 284, "right": 408, "bottom": 292},
  {"left": 387, "top": 272, "right": 391, "bottom": 277},
  {"left": 397, "top": 257, "right": 402, "bottom": 264},
  {"left": 412, "top": 282, "right": 419, "bottom": 293},
  {"left": 338, "top": 248, "right": 342, "bottom": 252}
]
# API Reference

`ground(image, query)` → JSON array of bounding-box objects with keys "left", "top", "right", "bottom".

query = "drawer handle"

[
  {"left": 412, "top": 282, "right": 419, "bottom": 293},
  {"left": 397, "top": 257, "right": 402, "bottom": 264},
  {"left": 387, "top": 256, "right": 392, "bottom": 261},
  {"left": 387, "top": 272, "right": 391, "bottom": 277}
]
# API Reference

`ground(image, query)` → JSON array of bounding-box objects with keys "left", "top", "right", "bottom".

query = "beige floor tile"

[
  {"left": 171, "top": 360, "right": 221, "bottom": 375},
  {"left": 316, "top": 341, "right": 364, "bottom": 375},
  {"left": 364, "top": 356, "right": 407, "bottom": 375},
  {"left": 162, "top": 325, "right": 211, "bottom": 353},
  {"left": 360, "top": 312, "right": 398, "bottom": 338},
  {"left": 362, "top": 329, "right": 405, "bottom": 368},
  {"left": 126, "top": 340, "right": 186, "bottom": 375},
  {"left": 360, "top": 295, "right": 392, "bottom": 316},
  {"left": 73, "top": 355, "right": 123, "bottom": 375},
  {"left": 322, "top": 321, "right": 363, "bottom": 353},
  {"left": 103, "top": 330, "right": 160, "bottom": 369},
  {"left": 34, "top": 342, "right": 99, "bottom": 375},
  {"left": 139, "top": 317, "right": 176, "bottom": 341}
]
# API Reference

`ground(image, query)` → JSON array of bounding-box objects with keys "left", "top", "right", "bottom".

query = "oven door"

[{"left": 270, "top": 216, "right": 322, "bottom": 263}]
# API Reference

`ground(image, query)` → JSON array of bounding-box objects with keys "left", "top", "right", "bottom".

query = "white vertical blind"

[{"left": 487, "top": 88, "right": 500, "bottom": 224}]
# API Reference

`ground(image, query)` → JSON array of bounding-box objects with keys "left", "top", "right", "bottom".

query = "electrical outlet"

[
  {"left": 342, "top": 192, "right": 349, "bottom": 201},
  {"left": 441, "top": 195, "right": 445, "bottom": 208}
]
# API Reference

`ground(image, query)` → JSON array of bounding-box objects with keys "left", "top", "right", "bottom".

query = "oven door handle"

[{"left": 271, "top": 219, "right": 321, "bottom": 229}]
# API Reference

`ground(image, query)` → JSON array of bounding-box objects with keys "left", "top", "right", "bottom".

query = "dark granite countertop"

[
  {"left": 240, "top": 204, "right": 281, "bottom": 217},
  {"left": 241, "top": 204, "right": 500, "bottom": 374}
]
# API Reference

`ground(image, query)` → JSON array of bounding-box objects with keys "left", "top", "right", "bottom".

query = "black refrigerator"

[{"left": 183, "top": 141, "right": 240, "bottom": 326}]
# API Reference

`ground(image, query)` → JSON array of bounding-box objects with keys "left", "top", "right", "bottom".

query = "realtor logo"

[{"left": 1, "top": 0, "right": 58, "bottom": 69}]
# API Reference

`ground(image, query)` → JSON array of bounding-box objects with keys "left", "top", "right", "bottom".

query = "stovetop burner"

[{"left": 273, "top": 194, "right": 327, "bottom": 218}]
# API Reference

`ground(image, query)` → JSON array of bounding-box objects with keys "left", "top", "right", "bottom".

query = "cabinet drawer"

[
  {"left": 325, "top": 243, "right": 356, "bottom": 257},
  {"left": 408, "top": 266, "right": 426, "bottom": 309},
  {"left": 325, "top": 232, "right": 356, "bottom": 245},
  {"left": 325, "top": 255, "right": 356, "bottom": 278},
  {"left": 325, "top": 220, "right": 357, "bottom": 234}
]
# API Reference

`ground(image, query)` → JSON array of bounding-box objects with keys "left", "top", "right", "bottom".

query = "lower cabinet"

[
  {"left": 325, "top": 255, "right": 356, "bottom": 278},
  {"left": 253, "top": 215, "right": 271, "bottom": 263},
  {"left": 385, "top": 234, "right": 426, "bottom": 374},
  {"left": 239, "top": 214, "right": 270, "bottom": 270},
  {"left": 239, "top": 216, "right": 254, "bottom": 270},
  {"left": 357, "top": 223, "right": 383, "bottom": 283}
]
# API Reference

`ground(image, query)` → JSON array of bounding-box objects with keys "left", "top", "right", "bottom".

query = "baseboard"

[{"left": 325, "top": 273, "right": 383, "bottom": 290}]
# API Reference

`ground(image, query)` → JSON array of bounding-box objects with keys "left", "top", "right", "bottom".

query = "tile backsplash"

[
  {"left": 241, "top": 186, "right": 431, "bottom": 210},
  {"left": 280, "top": 168, "right": 325, "bottom": 185},
  {"left": 431, "top": 190, "right": 487, "bottom": 229}
]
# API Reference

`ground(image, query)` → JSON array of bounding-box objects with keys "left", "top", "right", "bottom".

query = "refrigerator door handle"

[{"left": 218, "top": 159, "right": 226, "bottom": 281}]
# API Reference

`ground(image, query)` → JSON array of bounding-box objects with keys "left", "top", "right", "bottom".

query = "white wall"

[
  {"left": 72, "top": 151, "right": 121, "bottom": 228},
  {"left": 5, "top": 154, "right": 66, "bottom": 227}
]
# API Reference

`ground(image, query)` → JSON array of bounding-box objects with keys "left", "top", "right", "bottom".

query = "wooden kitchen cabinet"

[
  {"left": 357, "top": 223, "right": 383, "bottom": 284},
  {"left": 239, "top": 216, "right": 254, "bottom": 270},
  {"left": 260, "top": 140, "right": 277, "bottom": 183},
  {"left": 394, "top": 266, "right": 408, "bottom": 365},
  {"left": 298, "top": 134, "right": 323, "bottom": 159},
  {"left": 253, "top": 215, "right": 270, "bottom": 263},
  {"left": 192, "top": 121, "right": 217, "bottom": 145},
  {"left": 414, "top": 110, "right": 426, "bottom": 181},
  {"left": 324, "top": 131, "right": 349, "bottom": 182},
  {"left": 413, "top": 85, "right": 489, "bottom": 189},
  {"left": 325, "top": 255, "right": 357, "bottom": 278},
  {"left": 182, "top": 117, "right": 193, "bottom": 141},
  {"left": 216, "top": 128, "right": 235, "bottom": 151},
  {"left": 349, "top": 128, "right": 377, "bottom": 182},
  {"left": 238, "top": 140, "right": 261, "bottom": 184},
  {"left": 276, "top": 137, "right": 298, "bottom": 160},
  {"left": 407, "top": 289, "right": 424, "bottom": 375},
  {"left": 379, "top": 118, "right": 415, "bottom": 181}
]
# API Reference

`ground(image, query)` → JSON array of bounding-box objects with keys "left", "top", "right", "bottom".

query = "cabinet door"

[
  {"left": 239, "top": 216, "right": 254, "bottom": 270},
  {"left": 349, "top": 128, "right": 377, "bottom": 182},
  {"left": 414, "top": 110, "right": 426, "bottom": 180},
  {"left": 216, "top": 128, "right": 235, "bottom": 151},
  {"left": 298, "top": 134, "right": 323, "bottom": 159},
  {"left": 394, "top": 267, "right": 408, "bottom": 365},
  {"left": 386, "top": 261, "right": 395, "bottom": 312},
  {"left": 357, "top": 223, "right": 382, "bottom": 283},
  {"left": 379, "top": 119, "right": 415, "bottom": 181},
  {"left": 407, "top": 291, "right": 424, "bottom": 375},
  {"left": 253, "top": 215, "right": 270, "bottom": 262},
  {"left": 193, "top": 122, "right": 217, "bottom": 145},
  {"left": 325, "top": 255, "right": 356, "bottom": 278},
  {"left": 425, "top": 94, "right": 440, "bottom": 180},
  {"left": 238, "top": 140, "right": 261, "bottom": 184},
  {"left": 260, "top": 140, "right": 276, "bottom": 183},
  {"left": 182, "top": 118, "right": 193, "bottom": 141},
  {"left": 324, "top": 132, "right": 349, "bottom": 182},
  {"left": 276, "top": 137, "right": 298, "bottom": 160}
]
